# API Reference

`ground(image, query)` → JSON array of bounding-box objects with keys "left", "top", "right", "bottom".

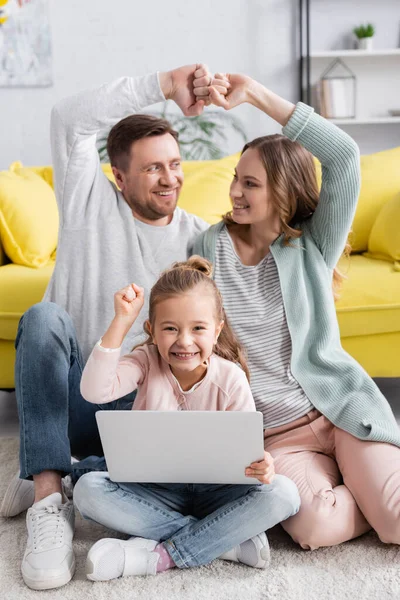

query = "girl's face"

[
  {"left": 230, "top": 148, "right": 279, "bottom": 226},
  {"left": 147, "top": 289, "right": 223, "bottom": 383}
]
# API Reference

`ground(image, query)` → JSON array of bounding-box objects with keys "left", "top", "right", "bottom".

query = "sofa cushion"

[
  {"left": 10, "top": 162, "right": 55, "bottom": 189},
  {"left": 350, "top": 146, "right": 400, "bottom": 253},
  {"left": 0, "top": 165, "right": 59, "bottom": 267},
  {"left": 336, "top": 254, "right": 400, "bottom": 338},
  {"left": 364, "top": 192, "right": 400, "bottom": 269},
  {"left": 0, "top": 261, "right": 55, "bottom": 340}
]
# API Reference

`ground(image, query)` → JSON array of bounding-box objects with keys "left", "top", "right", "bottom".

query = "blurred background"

[{"left": 0, "top": 0, "right": 399, "bottom": 168}]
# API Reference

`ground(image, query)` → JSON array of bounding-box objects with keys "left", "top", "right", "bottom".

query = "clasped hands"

[{"left": 161, "top": 63, "right": 254, "bottom": 117}]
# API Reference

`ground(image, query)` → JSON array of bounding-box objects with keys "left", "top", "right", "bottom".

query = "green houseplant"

[
  {"left": 97, "top": 101, "right": 247, "bottom": 162},
  {"left": 353, "top": 23, "right": 375, "bottom": 51}
]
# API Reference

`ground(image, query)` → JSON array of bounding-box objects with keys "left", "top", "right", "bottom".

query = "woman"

[{"left": 192, "top": 72, "right": 400, "bottom": 550}]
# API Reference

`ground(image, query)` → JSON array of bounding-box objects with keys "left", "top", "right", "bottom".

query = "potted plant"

[{"left": 353, "top": 23, "right": 375, "bottom": 51}]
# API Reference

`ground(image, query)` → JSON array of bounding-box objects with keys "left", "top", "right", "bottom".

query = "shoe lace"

[{"left": 31, "top": 503, "right": 70, "bottom": 551}]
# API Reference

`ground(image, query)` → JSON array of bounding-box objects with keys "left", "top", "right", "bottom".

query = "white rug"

[{"left": 0, "top": 438, "right": 399, "bottom": 600}]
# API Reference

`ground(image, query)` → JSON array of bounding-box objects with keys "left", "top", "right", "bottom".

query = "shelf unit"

[
  {"left": 298, "top": 0, "right": 400, "bottom": 126},
  {"left": 311, "top": 49, "right": 400, "bottom": 59}
]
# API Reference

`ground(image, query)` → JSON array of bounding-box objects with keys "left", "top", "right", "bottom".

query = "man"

[{"left": 1, "top": 64, "right": 228, "bottom": 590}]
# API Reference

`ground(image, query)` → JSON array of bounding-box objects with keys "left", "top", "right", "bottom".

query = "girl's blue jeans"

[
  {"left": 15, "top": 302, "right": 133, "bottom": 480},
  {"left": 74, "top": 472, "right": 300, "bottom": 568}
]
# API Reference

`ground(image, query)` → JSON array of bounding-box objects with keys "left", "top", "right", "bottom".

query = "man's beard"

[{"left": 123, "top": 191, "right": 178, "bottom": 221}]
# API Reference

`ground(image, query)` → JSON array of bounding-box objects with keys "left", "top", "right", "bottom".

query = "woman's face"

[{"left": 229, "top": 148, "right": 279, "bottom": 226}]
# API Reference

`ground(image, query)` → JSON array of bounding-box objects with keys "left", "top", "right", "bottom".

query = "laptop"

[{"left": 96, "top": 410, "right": 264, "bottom": 485}]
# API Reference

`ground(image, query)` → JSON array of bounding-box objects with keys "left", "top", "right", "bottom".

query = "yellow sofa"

[{"left": 1, "top": 148, "right": 400, "bottom": 388}]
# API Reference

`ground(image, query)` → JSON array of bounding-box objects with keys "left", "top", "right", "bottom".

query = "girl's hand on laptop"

[
  {"left": 245, "top": 451, "right": 275, "bottom": 484},
  {"left": 114, "top": 283, "right": 145, "bottom": 324}
]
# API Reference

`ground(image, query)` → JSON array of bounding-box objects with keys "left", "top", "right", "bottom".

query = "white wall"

[
  {"left": 0, "top": 0, "right": 297, "bottom": 168},
  {"left": 0, "top": 0, "right": 399, "bottom": 169}
]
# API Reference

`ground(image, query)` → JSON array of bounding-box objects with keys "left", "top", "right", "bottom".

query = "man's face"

[{"left": 112, "top": 133, "right": 184, "bottom": 225}]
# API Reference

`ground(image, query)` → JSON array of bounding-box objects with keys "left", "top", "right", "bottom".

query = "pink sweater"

[{"left": 81, "top": 343, "right": 255, "bottom": 412}]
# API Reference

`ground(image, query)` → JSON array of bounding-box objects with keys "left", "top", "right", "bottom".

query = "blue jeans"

[
  {"left": 15, "top": 302, "right": 134, "bottom": 480},
  {"left": 74, "top": 472, "right": 300, "bottom": 568}
]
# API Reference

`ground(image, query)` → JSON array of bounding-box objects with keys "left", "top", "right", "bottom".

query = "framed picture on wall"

[{"left": 0, "top": 0, "right": 52, "bottom": 87}]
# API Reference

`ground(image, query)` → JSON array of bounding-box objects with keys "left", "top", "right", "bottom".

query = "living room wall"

[
  {"left": 0, "top": 0, "right": 298, "bottom": 168},
  {"left": 0, "top": 0, "right": 398, "bottom": 169}
]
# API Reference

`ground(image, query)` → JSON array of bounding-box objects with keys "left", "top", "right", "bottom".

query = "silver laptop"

[{"left": 96, "top": 410, "right": 264, "bottom": 485}]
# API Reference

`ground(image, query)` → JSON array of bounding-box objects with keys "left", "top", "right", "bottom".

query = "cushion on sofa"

[
  {"left": 364, "top": 192, "right": 400, "bottom": 270},
  {"left": 350, "top": 146, "right": 400, "bottom": 253},
  {"left": 10, "top": 161, "right": 55, "bottom": 189},
  {"left": 0, "top": 166, "right": 59, "bottom": 267}
]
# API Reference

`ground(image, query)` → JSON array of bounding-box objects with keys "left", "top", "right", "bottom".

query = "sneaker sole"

[
  {"left": 235, "top": 533, "right": 271, "bottom": 569},
  {"left": 253, "top": 534, "right": 271, "bottom": 569},
  {"left": 0, "top": 478, "right": 34, "bottom": 518},
  {"left": 86, "top": 538, "right": 123, "bottom": 581},
  {"left": 22, "top": 556, "right": 76, "bottom": 591}
]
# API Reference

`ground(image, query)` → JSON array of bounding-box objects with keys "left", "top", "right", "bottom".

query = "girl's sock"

[{"left": 154, "top": 542, "right": 176, "bottom": 572}]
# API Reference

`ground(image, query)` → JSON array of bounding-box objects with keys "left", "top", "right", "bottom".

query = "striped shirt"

[{"left": 214, "top": 226, "right": 314, "bottom": 429}]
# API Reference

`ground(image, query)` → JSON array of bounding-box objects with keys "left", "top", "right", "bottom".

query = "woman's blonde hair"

[
  {"left": 224, "top": 135, "right": 350, "bottom": 300},
  {"left": 139, "top": 256, "right": 250, "bottom": 380}
]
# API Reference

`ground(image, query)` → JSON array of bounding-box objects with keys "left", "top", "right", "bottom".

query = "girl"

[
  {"left": 74, "top": 257, "right": 300, "bottom": 580},
  {"left": 192, "top": 72, "right": 400, "bottom": 551}
]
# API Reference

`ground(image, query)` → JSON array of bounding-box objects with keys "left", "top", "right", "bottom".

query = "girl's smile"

[{"left": 170, "top": 351, "right": 200, "bottom": 360}]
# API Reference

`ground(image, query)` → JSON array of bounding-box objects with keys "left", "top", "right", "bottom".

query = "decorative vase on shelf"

[{"left": 358, "top": 37, "right": 374, "bottom": 51}]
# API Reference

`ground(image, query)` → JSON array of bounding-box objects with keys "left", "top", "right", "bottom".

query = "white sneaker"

[
  {"left": 219, "top": 532, "right": 271, "bottom": 569},
  {"left": 86, "top": 537, "right": 159, "bottom": 581},
  {"left": 0, "top": 472, "right": 74, "bottom": 518},
  {"left": 0, "top": 476, "right": 35, "bottom": 517},
  {"left": 21, "top": 493, "right": 75, "bottom": 590}
]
